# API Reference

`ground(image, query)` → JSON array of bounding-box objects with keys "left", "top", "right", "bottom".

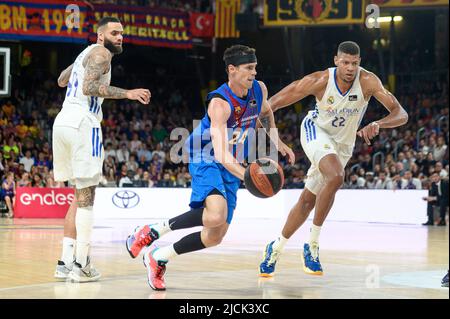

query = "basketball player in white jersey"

[
  {"left": 259, "top": 41, "right": 408, "bottom": 276},
  {"left": 53, "top": 16, "right": 150, "bottom": 282}
]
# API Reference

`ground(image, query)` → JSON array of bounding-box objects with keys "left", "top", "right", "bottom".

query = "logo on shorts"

[
  {"left": 324, "top": 144, "right": 331, "bottom": 150},
  {"left": 327, "top": 96, "right": 334, "bottom": 104},
  {"left": 112, "top": 190, "right": 140, "bottom": 209}
]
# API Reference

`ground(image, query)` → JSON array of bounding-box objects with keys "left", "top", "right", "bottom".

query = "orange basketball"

[{"left": 244, "top": 158, "right": 285, "bottom": 198}]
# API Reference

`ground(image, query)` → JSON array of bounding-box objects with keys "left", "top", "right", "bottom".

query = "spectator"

[
  {"left": 422, "top": 173, "right": 449, "bottom": 226},
  {"left": 126, "top": 154, "right": 139, "bottom": 172},
  {"left": 433, "top": 136, "right": 448, "bottom": 162},
  {"left": 104, "top": 143, "right": 117, "bottom": 161},
  {"left": 116, "top": 143, "right": 130, "bottom": 164},
  {"left": 32, "top": 173, "right": 45, "bottom": 187},
  {"left": 365, "top": 172, "right": 377, "bottom": 189},
  {"left": 137, "top": 143, "right": 152, "bottom": 162},
  {"left": 435, "top": 162, "right": 449, "bottom": 179},
  {"left": 104, "top": 167, "right": 118, "bottom": 187},
  {"left": 1, "top": 172, "right": 16, "bottom": 217},
  {"left": 19, "top": 150, "right": 35, "bottom": 173},
  {"left": 157, "top": 172, "right": 176, "bottom": 187},
  {"left": 35, "top": 151, "right": 51, "bottom": 173},
  {"left": 119, "top": 170, "right": 135, "bottom": 187},
  {"left": 375, "top": 171, "right": 394, "bottom": 189},
  {"left": 3, "top": 135, "right": 20, "bottom": 160},
  {"left": 401, "top": 170, "right": 422, "bottom": 189},
  {"left": 345, "top": 173, "right": 364, "bottom": 189},
  {"left": 17, "top": 172, "right": 32, "bottom": 187},
  {"left": 129, "top": 133, "right": 142, "bottom": 153}
]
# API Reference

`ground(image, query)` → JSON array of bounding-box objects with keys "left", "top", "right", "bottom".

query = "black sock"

[
  {"left": 169, "top": 207, "right": 204, "bottom": 230},
  {"left": 173, "top": 231, "right": 206, "bottom": 255}
]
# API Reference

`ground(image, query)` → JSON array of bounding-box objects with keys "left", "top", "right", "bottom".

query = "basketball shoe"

[
  {"left": 126, "top": 225, "right": 159, "bottom": 258},
  {"left": 259, "top": 241, "right": 281, "bottom": 277},
  {"left": 302, "top": 243, "right": 323, "bottom": 275},
  {"left": 442, "top": 270, "right": 449, "bottom": 288},
  {"left": 54, "top": 260, "right": 73, "bottom": 280},
  {"left": 68, "top": 257, "right": 101, "bottom": 282},
  {"left": 143, "top": 247, "right": 167, "bottom": 291}
]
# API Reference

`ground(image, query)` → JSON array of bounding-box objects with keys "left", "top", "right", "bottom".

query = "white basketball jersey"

[
  {"left": 54, "top": 44, "right": 111, "bottom": 128},
  {"left": 307, "top": 67, "right": 369, "bottom": 146}
]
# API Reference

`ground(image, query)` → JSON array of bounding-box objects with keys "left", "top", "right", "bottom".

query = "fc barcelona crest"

[
  {"left": 295, "top": 0, "right": 332, "bottom": 24},
  {"left": 235, "top": 105, "right": 242, "bottom": 115}
]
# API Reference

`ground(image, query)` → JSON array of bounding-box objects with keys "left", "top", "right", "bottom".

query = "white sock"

[
  {"left": 152, "top": 244, "right": 178, "bottom": 262},
  {"left": 309, "top": 224, "right": 322, "bottom": 246},
  {"left": 151, "top": 220, "right": 172, "bottom": 237},
  {"left": 272, "top": 235, "right": 289, "bottom": 251},
  {"left": 61, "top": 237, "right": 75, "bottom": 265},
  {"left": 75, "top": 207, "right": 94, "bottom": 268}
]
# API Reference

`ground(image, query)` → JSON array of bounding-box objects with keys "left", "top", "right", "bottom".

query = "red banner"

[
  {"left": 190, "top": 13, "right": 214, "bottom": 38},
  {"left": 0, "top": 0, "right": 89, "bottom": 43},
  {"left": 88, "top": 4, "right": 192, "bottom": 49},
  {"left": 15, "top": 187, "right": 75, "bottom": 218}
]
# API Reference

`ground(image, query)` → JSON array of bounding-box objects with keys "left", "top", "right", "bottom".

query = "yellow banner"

[
  {"left": 264, "top": 0, "right": 364, "bottom": 26},
  {"left": 372, "top": 0, "right": 449, "bottom": 7}
]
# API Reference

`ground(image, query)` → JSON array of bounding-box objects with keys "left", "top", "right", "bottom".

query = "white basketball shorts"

[
  {"left": 52, "top": 117, "right": 104, "bottom": 189},
  {"left": 300, "top": 116, "right": 353, "bottom": 195}
]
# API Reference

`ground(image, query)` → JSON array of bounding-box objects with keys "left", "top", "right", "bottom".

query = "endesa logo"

[
  {"left": 15, "top": 187, "right": 75, "bottom": 218},
  {"left": 19, "top": 191, "right": 75, "bottom": 206}
]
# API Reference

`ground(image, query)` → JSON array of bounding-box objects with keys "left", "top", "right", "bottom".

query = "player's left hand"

[
  {"left": 278, "top": 141, "right": 295, "bottom": 165},
  {"left": 357, "top": 121, "right": 380, "bottom": 145}
]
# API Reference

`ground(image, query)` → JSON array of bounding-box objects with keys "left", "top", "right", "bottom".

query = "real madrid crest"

[{"left": 327, "top": 96, "right": 334, "bottom": 105}]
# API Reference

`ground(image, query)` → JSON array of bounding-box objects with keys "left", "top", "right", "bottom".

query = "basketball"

[{"left": 244, "top": 158, "right": 285, "bottom": 198}]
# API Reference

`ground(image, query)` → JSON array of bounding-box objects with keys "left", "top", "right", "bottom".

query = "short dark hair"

[
  {"left": 223, "top": 45, "right": 256, "bottom": 73},
  {"left": 338, "top": 41, "right": 360, "bottom": 56},
  {"left": 98, "top": 16, "right": 121, "bottom": 29}
]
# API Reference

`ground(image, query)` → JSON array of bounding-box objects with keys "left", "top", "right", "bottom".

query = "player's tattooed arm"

[
  {"left": 82, "top": 47, "right": 151, "bottom": 103},
  {"left": 57, "top": 63, "right": 74, "bottom": 88},
  {"left": 82, "top": 47, "right": 128, "bottom": 99}
]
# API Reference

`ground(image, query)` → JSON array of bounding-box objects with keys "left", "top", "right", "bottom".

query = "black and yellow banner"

[
  {"left": 215, "top": 0, "right": 241, "bottom": 38},
  {"left": 0, "top": 0, "right": 89, "bottom": 43},
  {"left": 372, "top": 0, "right": 449, "bottom": 7},
  {"left": 264, "top": 0, "right": 364, "bottom": 26}
]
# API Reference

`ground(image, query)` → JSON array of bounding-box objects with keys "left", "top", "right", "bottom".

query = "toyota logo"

[{"left": 112, "top": 190, "right": 140, "bottom": 209}]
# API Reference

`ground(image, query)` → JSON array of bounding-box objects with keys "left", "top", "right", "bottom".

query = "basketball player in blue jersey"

[
  {"left": 126, "top": 45, "right": 295, "bottom": 290},
  {"left": 53, "top": 17, "right": 150, "bottom": 282},
  {"left": 259, "top": 41, "right": 408, "bottom": 277}
]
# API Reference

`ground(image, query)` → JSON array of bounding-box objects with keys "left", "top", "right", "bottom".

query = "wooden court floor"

[{"left": 0, "top": 217, "right": 448, "bottom": 299}]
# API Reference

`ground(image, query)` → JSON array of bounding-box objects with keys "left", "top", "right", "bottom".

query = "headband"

[{"left": 224, "top": 53, "right": 257, "bottom": 67}]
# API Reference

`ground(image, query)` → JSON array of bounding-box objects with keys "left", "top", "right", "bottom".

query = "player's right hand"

[{"left": 127, "top": 89, "right": 151, "bottom": 104}]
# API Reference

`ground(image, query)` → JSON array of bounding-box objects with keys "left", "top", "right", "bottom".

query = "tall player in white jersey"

[
  {"left": 53, "top": 17, "right": 150, "bottom": 282},
  {"left": 259, "top": 41, "right": 408, "bottom": 277}
]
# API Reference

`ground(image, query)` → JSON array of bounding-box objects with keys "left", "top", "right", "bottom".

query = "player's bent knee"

[
  {"left": 204, "top": 212, "right": 227, "bottom": 227},
  {"left": 326, "top": 173, "right": 345, "bottom": 189}
]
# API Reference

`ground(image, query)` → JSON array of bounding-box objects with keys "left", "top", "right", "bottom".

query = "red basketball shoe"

[
  {"left": 126, "top": 225, "right": 159, "bottom": 258},
  {"left": 143, "top": 248, "right": 167, "bottom": 291}
]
